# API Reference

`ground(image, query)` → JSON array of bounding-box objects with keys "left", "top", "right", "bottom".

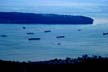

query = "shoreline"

[{"left": 0, "top": 55, "right": 108, "bottom": 64}]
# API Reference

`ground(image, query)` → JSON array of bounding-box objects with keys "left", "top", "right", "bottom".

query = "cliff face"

[{"left": 0, "top": 12, "right": 93, "bottom": 24}]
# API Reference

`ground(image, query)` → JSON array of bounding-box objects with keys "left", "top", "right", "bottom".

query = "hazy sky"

[{"left": 0, "top": 0, "right": 108, "bottom": 11}]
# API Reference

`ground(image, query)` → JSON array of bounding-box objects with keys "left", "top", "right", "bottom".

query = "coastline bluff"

[{"left": 0, "top": 12, "right": 93, "bottom": 24}]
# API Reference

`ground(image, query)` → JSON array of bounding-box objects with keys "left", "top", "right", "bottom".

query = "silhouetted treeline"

[
  {"left": 0, "top": 55, "right": 108, "bottom": 72},
  {"left": 0, "top": 12, "right": 93, "bottom": 24}
]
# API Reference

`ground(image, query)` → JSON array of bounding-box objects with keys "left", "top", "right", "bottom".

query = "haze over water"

[{"left": 0, "top": 0, "right": 108, "bottom": 61}]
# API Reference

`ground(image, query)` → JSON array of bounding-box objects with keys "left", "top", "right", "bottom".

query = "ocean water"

[
  {"left": 0, "top": 23, "right": 108, "bottom": 61},
  {"left": 0, "top": 0, "right": 108, "bottom": 61}
]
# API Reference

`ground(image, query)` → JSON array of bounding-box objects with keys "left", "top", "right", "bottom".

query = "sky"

[{"left": 0, "top": 0, "right": 108, "bottom": 14}]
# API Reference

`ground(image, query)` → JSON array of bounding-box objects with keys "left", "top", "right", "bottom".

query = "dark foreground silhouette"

[
  {"left": 0, "top": 55, "right": 108, "bottom": 72},
  {"left": 0, "top": 12, "right": 93, "bottom": 24}
]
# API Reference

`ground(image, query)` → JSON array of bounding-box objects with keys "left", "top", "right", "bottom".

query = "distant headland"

[{"left": 0, "top": 12, "right": 94, "bottom": 24}]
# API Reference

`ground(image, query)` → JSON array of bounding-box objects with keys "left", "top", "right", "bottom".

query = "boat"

[
  {"left": 103, "top": 32, "right": 108, "bottom": 35},
  {"left": 78, "top": 29, "right": 81, "bottom": 31},
  {"left": 57, "top": 43, "right": 61, "bottom": 45},
  {"left": 56, "top": 36, "right": 65, "bottom": 38},
  {"left": 28, "top": 38, "right": 41, "bottom": 40},
  {"left": 27, "top": 32, "right": 35, "bottom": 35},
  {"left": 44, "top": 30, "right": 51, "bottom": 33},
  {"left": 0, "top": 35, "right": 8, "bottom": 37},
  {"left": 22, "top": 26, "right": 26, "bottom": 29}
]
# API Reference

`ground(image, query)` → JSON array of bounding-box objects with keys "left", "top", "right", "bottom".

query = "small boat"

[
  {"left": 57, "top": 43, "right": 61, "bottom": 45},
  {"left": 22, "top": 26, "right": 26, "bottom": 29},
  {"left": 28, "top": 38, "right": 41, "bottom": 40},
  {"left": 44, "top": 30, "right": 51, "bottom": 33},
  {"left": 103, "top": 32, "right": 108, "bottom": 35},
  {"left": 0, "top": 35, "right": 8, "bottom": 37},
  {"left": 78, "top": 29, "right": 81, "bottom": 31},
  {"left": 27, "top": 32, "right": 35, "bottom": 35},
  {"left": 56, "top": 36, "right": 65, "bottom": 38}
]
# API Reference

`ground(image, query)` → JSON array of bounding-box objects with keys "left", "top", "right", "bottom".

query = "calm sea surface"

[{"left": 0, "top": 23, "right": 108, "bottom": 61}]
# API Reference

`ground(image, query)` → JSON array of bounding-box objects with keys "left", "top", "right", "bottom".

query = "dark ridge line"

[{"left": 0, "top": 12, "right": 94, "bottom": 24}]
